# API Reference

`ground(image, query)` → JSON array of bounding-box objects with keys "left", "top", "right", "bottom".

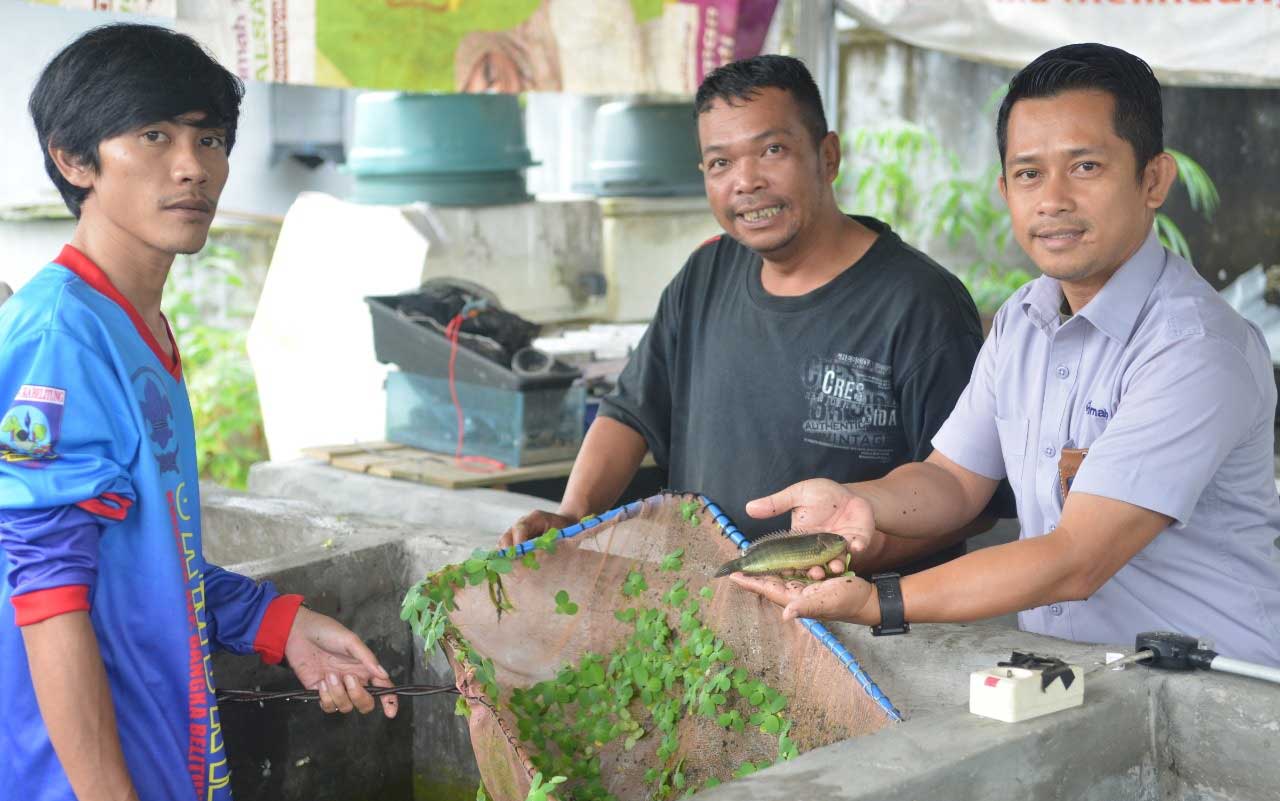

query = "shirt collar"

[{"left": 1020, "top": 229, "right": 1166, "bottom": 344}]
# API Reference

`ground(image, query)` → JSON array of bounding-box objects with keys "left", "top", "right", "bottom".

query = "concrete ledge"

[{"left": 247, "top": 459, "right": 554, "bottom": 534}]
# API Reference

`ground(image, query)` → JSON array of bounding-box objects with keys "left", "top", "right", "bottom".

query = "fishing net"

[{"left": 403, "top": 493, "right": 900, "bottom": 801}]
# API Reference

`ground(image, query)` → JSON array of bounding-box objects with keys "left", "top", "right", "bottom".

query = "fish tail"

[{"left": 713, "top": 558, "right": 741, "bottom": 578}]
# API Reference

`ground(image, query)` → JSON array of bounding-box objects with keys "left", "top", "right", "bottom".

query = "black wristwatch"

[{"left": 870, "top": 572, "right": 909, "bottom": 636}]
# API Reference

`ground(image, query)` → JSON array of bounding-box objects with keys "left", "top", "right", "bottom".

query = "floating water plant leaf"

[
  {"left": 554, "top": 590, "right": 579, "bottom": 615},
  {"left": 525, "top": 772, "right": 567, "bottom": 801},
  {"left": 535, "top": 528, "right": 560, "bottom": 554},
  {"left": 660, "top": 548, "right": 684, "bottom": 572},
  {"left": 622, "top": 570, "right": 648, "bottom": 597},
  {"left": 679, "top": 500, "right": 700, "bottom": 524},
  {"left": 662, "top": 580, "right": 688, "bottom": 607}
]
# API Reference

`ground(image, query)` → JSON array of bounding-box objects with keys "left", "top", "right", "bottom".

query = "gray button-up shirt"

[{"left": 934, "top": 231, "right": 1280, "bottom": 665}]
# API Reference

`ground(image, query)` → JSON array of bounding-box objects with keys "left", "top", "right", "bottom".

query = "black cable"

[{"left": 216, "top": 684, "right": 459, "bottom": 704}]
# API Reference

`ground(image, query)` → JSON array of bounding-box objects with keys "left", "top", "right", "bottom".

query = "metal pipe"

[{"left": 1209, "top": 656, "right": 1280, "bottom": 686}]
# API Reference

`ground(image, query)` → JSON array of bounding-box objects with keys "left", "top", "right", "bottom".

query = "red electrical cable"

[{"left": 446, "top": 312, "right": 506, "bottom": 473}]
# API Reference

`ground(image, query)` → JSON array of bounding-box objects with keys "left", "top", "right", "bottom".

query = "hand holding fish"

[
  {"left": 728, "top": 573, "right": 878, "bottom": 624},
  {"left": 744, "top": 478, "right": 880, "bottom": 579}
]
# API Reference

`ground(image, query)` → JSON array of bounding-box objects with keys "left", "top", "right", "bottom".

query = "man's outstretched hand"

[
  {"left": 284, "top": 606, "right": 397, "bottom": 718},
  {"left": 744, "top": 478, "right": 882, "bottom": 580},
  {"left": 727, "top": 572, "right": 879, "bottom": 625}
]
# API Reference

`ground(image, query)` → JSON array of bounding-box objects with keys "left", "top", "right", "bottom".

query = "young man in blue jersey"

[{"left": 0, "top": 24, "right": 397, "bottom": 801}]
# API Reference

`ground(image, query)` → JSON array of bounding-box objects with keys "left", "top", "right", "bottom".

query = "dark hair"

[
  {"left": 694, "top": 54, "right": 828, "bottom": 147},
  {"left": 997, "top": 43, "right": 1163, "bottom": 176},
  {"left": 29, "top": 24, "right": 244, "bottom": 218}
]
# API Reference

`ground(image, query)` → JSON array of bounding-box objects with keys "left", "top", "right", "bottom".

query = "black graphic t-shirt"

[{"left": 601, "top": 216, "right": 1001, "bottom": 567}]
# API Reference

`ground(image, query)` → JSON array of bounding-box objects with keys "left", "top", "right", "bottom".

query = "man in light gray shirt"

[{"left": 730, "top": 43, "right": 1280, "bottom": 665}]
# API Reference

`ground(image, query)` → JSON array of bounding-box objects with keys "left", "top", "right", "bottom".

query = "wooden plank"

[
  {"left": 366, "top": 453, "right": 579, "bottom": 489},
  {"left": 304, "top": 440, "right": 654, "bottom": 490},
  {"left": 301, "top": 441, "right": 400, "bottom": 461},
  {"left": 330, "top": 445, "right": 419, "bottom": 474}
]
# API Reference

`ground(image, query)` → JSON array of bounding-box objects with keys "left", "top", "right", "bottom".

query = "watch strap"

[{"left": 871, "top": 572, "right": 908, "bottom": 636}]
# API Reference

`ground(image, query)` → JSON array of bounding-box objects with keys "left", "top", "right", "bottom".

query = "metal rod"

[
  {"left": 1209, "top": 656, "right": 1280, "bottom": 685},
  {"left": 216, "top": 684, "right": 459, "bottom": 704}
]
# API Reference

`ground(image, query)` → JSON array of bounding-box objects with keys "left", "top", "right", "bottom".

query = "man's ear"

[
  {"left": 48, "top": 144, "right": 95, "bottom": 190},
  {"left": 1143, "top": 151, "right": 1178, "bottom": 211},
  {"left": 820, "top": 130, "right": 841, "bottom": 183}
]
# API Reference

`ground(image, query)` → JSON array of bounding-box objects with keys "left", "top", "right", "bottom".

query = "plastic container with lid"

[{"left": 347, "top": 92, "right": 537, "bottom": 206}]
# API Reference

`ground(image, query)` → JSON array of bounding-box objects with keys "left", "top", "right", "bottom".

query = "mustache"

[
  {"left": 733, "top": 198, "right": 784, "bottom": 214},
  {"left": 1030, "top": 219, "right": 1089, "bottom": 236}
]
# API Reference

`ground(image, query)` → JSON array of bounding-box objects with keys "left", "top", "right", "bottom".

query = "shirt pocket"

[{"left": 994, "top": 415, "right": 1030, "bottom": 501}]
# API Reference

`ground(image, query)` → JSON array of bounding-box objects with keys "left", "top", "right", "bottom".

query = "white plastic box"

[{"left": 969, "top": 664, "right": 1084, "bottom": 723}]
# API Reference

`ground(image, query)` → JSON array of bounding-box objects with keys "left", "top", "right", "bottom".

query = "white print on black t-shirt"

[{"left": 801, "top": 353, "right": 899, "bottom": 462}]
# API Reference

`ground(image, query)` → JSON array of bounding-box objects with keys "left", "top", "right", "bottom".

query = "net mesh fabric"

[{"left": 443, "top": 494, "right": 893, "bottom": 800}]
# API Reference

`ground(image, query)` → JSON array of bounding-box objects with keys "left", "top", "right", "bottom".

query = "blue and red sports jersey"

[{"left": 0, "top": 246, "right": 302, "bottom": 801}]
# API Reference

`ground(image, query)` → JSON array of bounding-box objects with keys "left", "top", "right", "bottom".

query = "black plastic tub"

[{"left": 365, "top": 294, "right": 581, "bottom": 391}]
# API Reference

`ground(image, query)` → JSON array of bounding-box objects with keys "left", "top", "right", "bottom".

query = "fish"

[{"left": 713, "top": 531, "right": 850, "bottom": 579}]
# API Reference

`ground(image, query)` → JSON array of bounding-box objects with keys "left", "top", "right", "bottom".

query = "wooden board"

[{"left": 301, "top": 441, "right": 655, "bottom": 490}]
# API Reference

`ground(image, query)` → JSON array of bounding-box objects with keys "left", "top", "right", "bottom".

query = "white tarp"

[{"left": 838, "top": 0, "right": 1280, "bottom": 87}]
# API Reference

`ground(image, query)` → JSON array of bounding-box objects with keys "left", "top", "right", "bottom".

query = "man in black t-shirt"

[{"left": 500, "top": 55, "right": 1003, "bottom": 572}]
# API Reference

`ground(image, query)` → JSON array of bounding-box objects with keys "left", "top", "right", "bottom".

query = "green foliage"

[
  {"left": 163, "top": 244, "right": 267, "bottom": 488},
  {"left": 660, "top": 548, "right": 685, "bottom": 572},
  {"left": 679, "top": 501, "right": 701, "bottom": 525},
  {"left": 843, "top": 122, "right": 1219, "bottom": 315},
  {"left": 961, "top": 267, "right": 1036, "bottom": 319},
  {"left": 622, "top": 570, "right": 649, "bottom": 597},
  {"left": 525, "top": 772, "right": 567, "bottom": 801},
  {"left": 1155, "top": 148, "right": 1220, "bottom": 262},
  {"left": 554, "top": 590, "right": 579, "bottom": 616}
]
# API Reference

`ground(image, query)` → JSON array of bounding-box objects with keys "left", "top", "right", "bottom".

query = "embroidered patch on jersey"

[
  {"left": 0, "top": 384, "right": 65, "bottom": 466},
  {"left": 132, "top": 367, "right": 180, "bottom": 474}
]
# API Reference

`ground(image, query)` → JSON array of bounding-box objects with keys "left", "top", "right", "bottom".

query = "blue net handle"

[{"left": 510, "top": 494, "right": 902, "bottom": 722}]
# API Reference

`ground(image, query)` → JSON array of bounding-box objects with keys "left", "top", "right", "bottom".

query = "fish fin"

[
  {"left": 713, "top": 558, "right": 741, "bottom": 578},
  {"left": 744, "top": 528, "right": 812, "bottom": 550}
]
